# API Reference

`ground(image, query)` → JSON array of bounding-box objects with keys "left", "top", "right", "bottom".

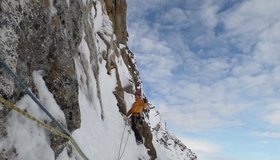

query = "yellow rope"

[{"left": 0, "top": 97, "right": 89, "bottom": 160}]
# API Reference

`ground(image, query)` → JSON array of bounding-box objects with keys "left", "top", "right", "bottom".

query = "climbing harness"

[
  {"left": 117, "top": 120, "right": 131, "bottom": 160},
  {"left": 0, "top": 58, "right": 89, "bottom": 160}
]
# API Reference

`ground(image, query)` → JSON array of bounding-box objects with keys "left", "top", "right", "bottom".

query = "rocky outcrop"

[
  {"left": 0, "top": 0, "right": 82, "bottom": 130},
  {"left": 0, "top": 0, "right": 21, "bottom": 99},
  {"left": 17, "top": 0, "right": 82, "bottom": 133},
  {"left": 104, "top": 0, "right": 128, "bottom": 44},
  {"left": 151, "top": 109, "right": 197, "bottom": 160},
  {"left": 141, "top": 121, "right": 157, "bottom": 160}
]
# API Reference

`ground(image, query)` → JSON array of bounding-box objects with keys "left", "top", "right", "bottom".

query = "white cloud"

[
  {"left": 153, "top": 94, "right": 245, "bottom": 131},
  {"left": 254, "top": 22, "right": 280, "bottom": 66},
  {"left": 138, "top": 37, "right": 171, "bottom": 54},
  {"left": 127, "top": 0, "right": 280, "bottom": 136},
  {"left": 160, "top": 7, "right": 190, "bottom": 26},
  {"left": 132, "top": 36, "right": 178, "bottom": 83},
  {"left": 232, "top": 62, "right": 262, "bottom": 76},
  {"left": 179, "top": 137, "right": 221, "bottom": 153},
  {"left": 223, "top": 0, "right": 280, "bottom": 33},
  {"left": 178, "top": 136, "right": 238, "bottom": 160},
  {"left": 253, "top": 131, "right": 280, "bottom": 138},
  {"left": 126, "top": 1, "right": 280, "bottom": 160},
  {"left": 126, "top": 0, "right": 165, "bottom": 20},
  {"left": 265, "top": 112, "right": 280, "bottom": 126},
  {"left": 222, "top": 0, "right": 280, "bottom": 52},
  {"left": 200, "top": 1, "right": 219, "bottom": 29}
]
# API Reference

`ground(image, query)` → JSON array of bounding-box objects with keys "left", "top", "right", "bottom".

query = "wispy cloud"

[
  {"left": 264, "top": 112, "right": 280, "bottom": 126},
  {"left": 128, "top": 0, "right": 280, "bottom": 129},
  {"left": 126, "top": 0, "right": 280, "bottom": 158},
  {"left": 200, "top": 1, "right": 219, "bottom": 29},
  {"left": 179, "top": 136, "right": 239, "bottom": 160},
  {"left": 221, "top": 0, "right": 280, "bottom": 53},
  {"left": 253, "top": 131, "right": 280, "bottom": 138},
  {"left": 179, "top": 136, "right": 221, "bottom": 153}
]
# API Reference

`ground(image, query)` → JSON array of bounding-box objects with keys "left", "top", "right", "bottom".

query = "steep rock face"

[
  {"left": 0, "top": 0, "right": 149, "bottom": 158},
  {"left": 0, "top": 0, "right": 21, "bottom": 101},
  {"left": 104, "top": 0, "right": 128, "bottom": 44},
  {"left": 0, "top": 0, "right": 84, "bottom": 156},
  {"left": 17, "top": 0, "right": 82, "bottom": 133},
  {"left": 141, "top": 121, "right": 157, "bottom": 159},
  {"left": 0, "top": 0, "right": 196, "bottom": 160},
  {"left": 1, "top": 0, "right": 82, "bottom": 134}
]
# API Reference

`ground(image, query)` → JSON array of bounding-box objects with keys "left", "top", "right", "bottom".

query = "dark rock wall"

[
  {"left": 0, "top": 0, "right": 21, "bottom": 98},
  {"left": 104, "top": 0, "right": 128, "bottom": 44},
  {"left": 0, "top": 0, "right": 85, "bottom": 157},
  {"left": 141, "top": 121, "right": 157, "bottom": 160},
  {"left": 15, "top": 0, "right": 82, "bottom": 133}
]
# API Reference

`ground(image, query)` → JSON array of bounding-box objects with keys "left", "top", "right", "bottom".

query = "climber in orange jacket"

[{"left": 126, "top": 89, "right": 148, "bottom": 144}]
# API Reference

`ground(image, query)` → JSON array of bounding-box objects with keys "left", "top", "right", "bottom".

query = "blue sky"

[{"left": 126, "top": 0, "right": 280, "bottom": 160}]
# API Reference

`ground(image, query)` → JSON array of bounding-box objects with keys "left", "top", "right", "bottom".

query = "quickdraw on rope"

[
  {"left": 0, "top": 58, "right": 89, "bottom": 160},
  {"left": 0, "top": 97, "right": 89, "bottom": 160}
]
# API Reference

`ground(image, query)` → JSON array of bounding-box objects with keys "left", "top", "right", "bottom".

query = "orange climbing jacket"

[{"left": 126, "top": 98, "right": 148, "bottom": 116}]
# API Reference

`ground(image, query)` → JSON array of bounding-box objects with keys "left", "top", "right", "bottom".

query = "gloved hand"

[{"left": 143, "top": 108, "right": 149, "bottom": 113}]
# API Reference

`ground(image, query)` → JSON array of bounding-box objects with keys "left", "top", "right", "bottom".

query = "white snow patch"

[
  {"left": 0, "top": 96, "right": 54, "bottom": 160},
  {"left": 0, "top": 70, "right": 72, "bottom": 160},
  {"left": 82, "top": 0, "right": 87, "bottom": 6},
  {"left": 77, "top": 31, "right": 102, "bottom": 112},
  {"left": 92, "top": 1, "right": 103, "bottom": 33},
  {"left": 66, "top": 0, "right": 70, "bottom": 8},
  {"left": 119, "top": 43, "right": 127, "bottom": 49},
  {"left": 96, "top": 34, "right": 107, "bottom": 54},
  {"left": 71, "top": 38, "right": 150, "bottom": 159},
  {"left": 101, "top": 14, "right": 114, "bottom": 35},
  {"left": 49, "top": 0, "right": 57, "bottom": 15},
  {"left": 32, "top": 70, "right": 67, "bottom": 125}
]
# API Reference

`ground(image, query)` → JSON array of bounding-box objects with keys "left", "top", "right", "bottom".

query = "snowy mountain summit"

[{"left": 0, "top": 0, "right": 196, "bottom": 159}]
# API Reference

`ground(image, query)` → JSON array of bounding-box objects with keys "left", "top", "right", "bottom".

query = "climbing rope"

[
  {"left": 118, "top": 129, "right": 130, "bottom": 160},
  {"left": 117, "top": 124, "right": 126, "bottom": 160},
  {"left": 0, "top": 58, "right": 89, "bottom": 160},
  {"left": 0, "top": 97, "right": 88, "bottom": 160},
  {"left": 0, "top": 97, "right": 70, "bottom": 139},
  {"left": 117, "top": 119, "right": 131, "bottom": 160},
  {"left": 0, "top": 58, "right": 69, "bottom": 135}
]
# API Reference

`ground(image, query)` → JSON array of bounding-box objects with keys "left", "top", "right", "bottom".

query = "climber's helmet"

[{"left": 134, "top": 89, "right": 141, "bottom": 99}]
